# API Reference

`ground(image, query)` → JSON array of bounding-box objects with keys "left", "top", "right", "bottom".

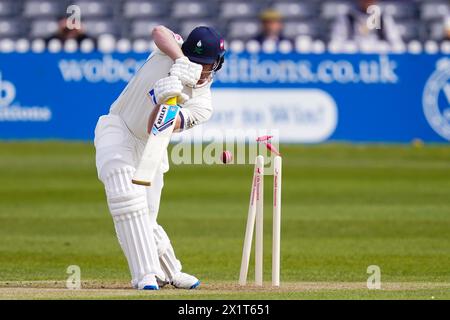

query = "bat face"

[{"left": 133, "top": 98, "right": 179, "bottom": 186}]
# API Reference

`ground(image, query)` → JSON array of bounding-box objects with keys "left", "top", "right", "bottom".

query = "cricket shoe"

[
  {"left": 170, "top": 272, "right": 200, "bottom": 289},
  {"left": 157, "top": 277, "right": 169, "bottom": 288},
  {"left": 137, "top": 274, "right": 159, "bottom": 290}
]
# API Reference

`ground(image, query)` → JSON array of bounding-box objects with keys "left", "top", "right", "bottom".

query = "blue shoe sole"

[
  {"left": 142, "top": 285, "right": 159, "bottom": 290},
  {"left": 190, "top": 281, "right": 200, "bottom": 289}
]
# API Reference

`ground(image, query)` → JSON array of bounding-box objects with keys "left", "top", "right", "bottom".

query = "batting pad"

[
  {"left": 153, "top": 225, "right": 182, "bottom": 281},
  {"left": 105, "top": 166, "right": 165, "bottom": 285}
]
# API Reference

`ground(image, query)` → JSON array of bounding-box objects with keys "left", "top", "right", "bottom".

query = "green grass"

[{"left": 0, "top": 142, "right": 449, "bottom": 299}]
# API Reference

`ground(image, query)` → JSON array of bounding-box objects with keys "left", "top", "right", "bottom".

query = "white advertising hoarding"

[{"left": 200, "top": 89, "right": 338, "bottom": 143}]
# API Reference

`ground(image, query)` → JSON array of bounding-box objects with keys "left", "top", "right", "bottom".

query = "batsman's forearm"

[{"left": 152, "top": 25, "right": 184, "bottom": 61}]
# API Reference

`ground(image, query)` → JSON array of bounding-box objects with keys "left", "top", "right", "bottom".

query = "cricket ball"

[{"left": 221, "top": 150, "right": 233, "bottom": 164}]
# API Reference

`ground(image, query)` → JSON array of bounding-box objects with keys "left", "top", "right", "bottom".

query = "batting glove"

[
  {"left": 154, "top": 75, "right": 189, "bottom": 105},
  {"left": 170, "top": 57, "right": 203, "bottom": 87}
]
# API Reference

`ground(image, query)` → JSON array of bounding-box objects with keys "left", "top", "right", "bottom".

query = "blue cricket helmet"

[{"left": 182, "top": 26, "right": 225, "bottom": 71}]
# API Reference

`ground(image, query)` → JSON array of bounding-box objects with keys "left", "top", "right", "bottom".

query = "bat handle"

[{"left": 165, "top": 97, "right": 178, "bottom": 106}]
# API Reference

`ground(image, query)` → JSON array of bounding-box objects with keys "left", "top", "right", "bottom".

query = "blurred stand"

[
  {"left": 0, "top": 0, "right": 449, "bottom": 54},
  {"left": 45, "top": 17, "right": 95, "bottom": 51},
  {"left": 444, "top": 17, "right": 450, "bottom": 42},
  {"left": 330, "top": 0, "right": 404, "bottom": 50},
  {"left": 254, "top": 9, "right": 292, "bottom": 46}
]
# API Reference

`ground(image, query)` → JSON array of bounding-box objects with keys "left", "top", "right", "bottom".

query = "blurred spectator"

[
  {"left": 445, "top": 17, "right": 450, "bottom": 41},
  {"left": 254, "top": 9, "right": 290, "bottom": 44},
  {"left": 45, "top": 16, "right": 93, "bottom": 46},
  {"left": 330, "top": 0, "right": 403, "bottom": 45}
]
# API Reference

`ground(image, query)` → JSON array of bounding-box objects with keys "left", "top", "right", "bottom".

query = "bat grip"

[{"left": 165, "top": 97, "right": 178, "bottom": 106}]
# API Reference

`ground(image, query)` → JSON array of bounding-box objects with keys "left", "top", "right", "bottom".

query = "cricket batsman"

[{"left": 94, "top": 26, "right": 225, "bottom": 290}]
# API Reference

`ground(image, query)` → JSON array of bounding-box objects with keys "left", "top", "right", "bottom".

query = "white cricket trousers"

[{"left": 94, "top": 114, "right": 182, "bottom": 287}]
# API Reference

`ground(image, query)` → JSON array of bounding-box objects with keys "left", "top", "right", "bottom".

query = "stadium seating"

[
  {"left": 322, "top": 1, "right": 353, "bottom": 19},
  {"left": 395, "top": 19, "right": 422, "bottom": 42},
  {"left": 72, "top": 0, "right": 113, "bottom": 18},
  {"left": 129, "top": 19, "right": 173, "bottom": 39},
  {"left": 219, "top": 1, "right": 262, "bottom": 20},
  {"left": 428, "top": 19, "right": 448, "bottom": 40},
  {"left": 172, "top": 1, "right": 216, "bottom": 19},
  {"left": 378, "top": 1, "right": 418, "bottom": 19},
  {"left": 0, "top": 0, "right": 447, "bottom": 47},
  {"left": 83, "top": 19, "right": 119, "bottom": 38},
  {"left": 273, "top": 1, "right": 319, "bottom": 20},
  {"left": 0, "top": 19, "right": 24, "bottom": 38},
  {"left": 227, "top": 20, "right": 260, "bottom": 40},
  {"left": 23, "top": 0, "right": 62, "bottom": 18},
  {"left": 180, "top": 19, "right": 223, "bottom": 38},
  {"left": 283, "top": 20, "right": 324, "bottom": 39},
  {"left": 420, "top": 1, "right": 450, "bottom": 20},
  {"left": 0, "top": 1, "right": 20, "bottom": 17},
  {"left": 30, "top": 19, "right": 58, "bottom": 38},
  {"left": 123, "top": 1, "right": 169, "bottom": 19}
]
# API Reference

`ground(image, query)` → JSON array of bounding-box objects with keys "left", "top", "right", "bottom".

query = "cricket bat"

[{"left": 132, "top": 97, "right": 179, "bottom": 186}]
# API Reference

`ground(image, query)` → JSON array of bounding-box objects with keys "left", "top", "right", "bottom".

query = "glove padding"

[
  {"left": 154, "top": 75, "right": 189, "bottom": 105},
  {"left": 170, "top": 57, "right": 203, "bottom": 87}
]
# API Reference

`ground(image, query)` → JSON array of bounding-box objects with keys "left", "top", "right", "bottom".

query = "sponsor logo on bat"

[{"left": 151, "top": 105, "right": 179, "bottom": 136}]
